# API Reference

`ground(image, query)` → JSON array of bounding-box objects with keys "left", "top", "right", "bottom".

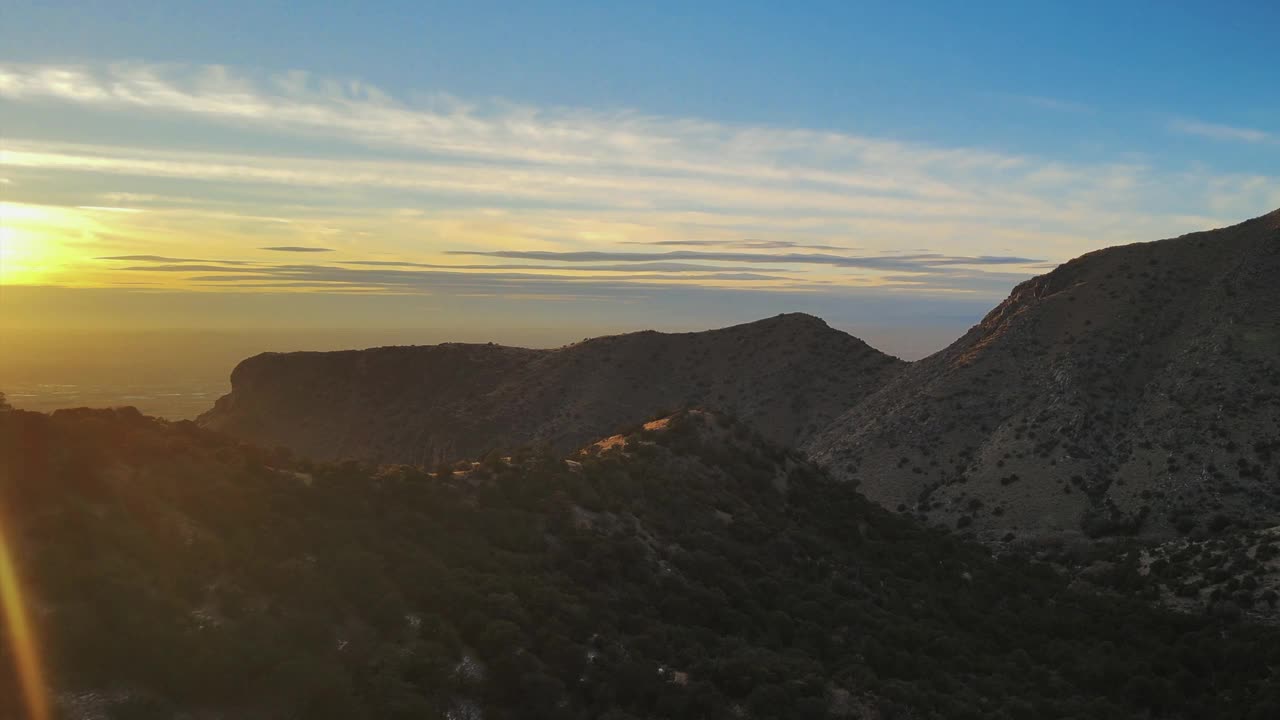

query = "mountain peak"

[
  {"left": 752, "top": 312, "right": 830, "bottom": 328},
  {"left": 808, "top": 210, "right": 1280, "bottom": 541}
]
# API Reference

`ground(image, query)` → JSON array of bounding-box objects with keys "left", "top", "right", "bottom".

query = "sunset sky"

[{"left": 2, "top": 0, "right": 1278, "bottom": 343}]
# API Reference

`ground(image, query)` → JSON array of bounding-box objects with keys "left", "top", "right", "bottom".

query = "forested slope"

[{"left": 2, "top": 407, "right": 1279, "bottom": 719}]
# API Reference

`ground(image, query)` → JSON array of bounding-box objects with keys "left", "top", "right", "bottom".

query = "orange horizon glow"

[{"left": 0, "top": 200, "right": 921, "bottom": 295}]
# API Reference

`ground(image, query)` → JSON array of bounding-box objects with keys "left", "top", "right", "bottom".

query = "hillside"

[
  {"left": 807, "top": 208, "right": 1280, "bottom": 542},
  {"left": 6, "top": 406, "right": 1280, "bottom": 718},
  {"left": 198, "top": 313, "right": 902, "bottom": 465}
]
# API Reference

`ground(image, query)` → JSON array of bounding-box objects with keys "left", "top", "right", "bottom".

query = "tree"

[
  {"left": 0, "top": 392, "right": 10, "bottom": 411},
  {"left": 521, "top": 672, "right": 566, "bottom": 719}
]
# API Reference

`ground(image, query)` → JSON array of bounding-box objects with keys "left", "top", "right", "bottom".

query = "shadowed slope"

[
  {"left": 199, "top": 313, "right": 903, "bottom": 465},
  {"left": 808, "top": 208, "right": 1280, "bottom": 541},
  {"left": 6, "top": 407, "right": 1280, "bottom": 717}
]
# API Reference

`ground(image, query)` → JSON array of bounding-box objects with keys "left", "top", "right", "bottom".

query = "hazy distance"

[{"left": 0, "top": 321, "right": 971, "bottom": 420}]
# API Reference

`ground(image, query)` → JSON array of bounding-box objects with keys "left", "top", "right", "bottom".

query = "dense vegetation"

[
  {"left": 3, "top": 407, "right": 1280, "bottom": 719},
  {"left": 1063, "top": 527, "right": 1280, "bottom": 624}
]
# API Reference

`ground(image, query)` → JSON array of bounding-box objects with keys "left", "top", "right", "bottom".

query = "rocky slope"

[
  {"left": 807, "top": 208, "right": 1280, "bottom": 542},
  {"left": 198, "top": 313, "right": 902, "bottom": 465},
  {"left": 7, "top": 406, "right": 1280, "bottom": 718}
]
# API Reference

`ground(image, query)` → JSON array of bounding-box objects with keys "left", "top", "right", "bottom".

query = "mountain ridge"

[
  {"left": 199, "top": 312, "right": 903, "bottom": 466},
  {"left": 807, "top": 207, "right": 1280, "bottom": 540},
  {"left": 198, "top": 209, "right": 1280, "bottom": 543}
]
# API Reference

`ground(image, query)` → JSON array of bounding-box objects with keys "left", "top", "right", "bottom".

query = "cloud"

[
  {"left": 97, "top": 254, "right": 257, "bottom": 265},
  {"left": 76, "top": 205, "right": 143, "bottom": 213},
  {"left": 2, "top": 139, "right": 1059, "bottom": 222},
  {"left": 260, "top": 246, "right": 334, "bottom": 253},
  {"left": 448, "top": 249, "right": 1043, "bottom": 272},
  {"left": 4, "top": 61, "right": 1279, "bottom": 305},
  {"left": 95, "top": 249, "right": 1026, "bottom": 296},
  {"left": 108, "top": 261, "right": 797, "bottom": 291},
  {"left": 120, "top": 264, "right": 265, "bottom": 273},
  {"left": 0, "top": 61, "right": 1211, "bottom": 234},
  {"left": 0, "top": 62, "right": 1015, "bottom": 198},
  {"left": 97, "top": 253, "right": 803, "bottom": 288},
  {"left": 2, "top": 61, "right": 1274, "bottom": 241},
  {"left": 340, "top": 260, "right": 795, "bottom": 273},
  {"left": 1170, "top": 119, "right": 1274, "bottom": 145},
  {"left": 102, "top": 253, "right": 791, "bottom": 275},
  {"left": 621, "top": 239, "right": 855, "bottom": 251},
  {"left": 1020, "top": 95, "right": 1093, "bottom": 114},
  {"left": 988, "top": 92, "right": 1094, "bottom": 115},
  {"left": 100, "top": 192, "right": 166, "bottom": 202}
]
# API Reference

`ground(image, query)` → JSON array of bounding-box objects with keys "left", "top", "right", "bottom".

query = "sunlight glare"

[
  {"left": 0, "top": 502, "right": 51, "bottom": 720},
  {"left": 0, "top": 203, "right": 78, "bottom": 285}
]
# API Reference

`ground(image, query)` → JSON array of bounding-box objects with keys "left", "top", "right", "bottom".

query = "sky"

[{"left": 1, "top": 0, "right": 1278, "bottom": 355}]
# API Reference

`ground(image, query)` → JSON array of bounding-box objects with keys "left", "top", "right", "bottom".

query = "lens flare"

[{"left": 0, "top": 498, "right": 50, "bottom": 720}]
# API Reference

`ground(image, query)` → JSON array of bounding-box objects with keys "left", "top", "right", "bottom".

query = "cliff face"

[
  {"left": 201, "top": 343, "right": 539, "bottom": 465},
  {"left": 807, "top": 208, "right": 1280, "bottom": 540},
  {"left": 199, "top": 313, "right": 904, "bottom": 465}
]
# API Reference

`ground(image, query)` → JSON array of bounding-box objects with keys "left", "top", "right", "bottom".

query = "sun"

[
  {"left": 0, "top": 225, "right": 42, "bottom": 284},
  {"left": 0, "top": 203, "right": 75, "bottom": 285}
]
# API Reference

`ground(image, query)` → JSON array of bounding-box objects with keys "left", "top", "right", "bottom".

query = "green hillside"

[{"left": 2, "top": 407, "right": 1279, "bottom": 719}]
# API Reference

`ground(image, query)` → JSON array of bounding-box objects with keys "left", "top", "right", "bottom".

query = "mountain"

[
  {"left": 198, "top": 313, "right": 902, "bottom": 465},
  {"left": 198, "top": 210, "right": 1280, "bottom": 549},
  {"left": 7, "top": 406, "right": 1280, "bottom": 719},
  {"left": 807, "top": 208, "right": 1280, "bottom": 541}
]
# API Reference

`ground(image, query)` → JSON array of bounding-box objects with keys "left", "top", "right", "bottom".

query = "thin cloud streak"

[
  {"left": 261, "top": 246, "right": 334, "bottom": 253},
  {"left": 1170, "top": 119, "right": 1274, "bottom": 145},
  {"left": 8, "top": 62, "right": 1272, "bottom": 233},
  {"left": 100, "top": 254, "right": 795, "bottom": 274},
  {"left": 114, "top": 263, "right": 798, "bottom": 289},
  {"left": 97, "top": 253, "right": 1025, "bottom": 295},
  {"left": 339, "top": 260, "right": 798, "bottom": 273},
  {"left": 449, "top": 249, "right": 1043, "bottom": 270},
  {"left": 0, "top": 62, "right": 1008, "bottom": 201},
  {"left": 97, "top": 255, "right": 258, "bottom": 265},
  {"left": 621, "top": 239, "right": 856, "bottom": 251},
  {"left": 4, "top": 61, "right": 1278, "bottom": 305},
  {"left": 1006, "top": 93, "right": 1094, "bottom": 114},
  {"left": 0, "top": 140, "right": 1091, "bottom": 223}
]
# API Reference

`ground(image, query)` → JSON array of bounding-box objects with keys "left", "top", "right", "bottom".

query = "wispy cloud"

[
  {"left": 94, "top": 247, "right": 1028, "bottom": 296},
  {"left": 3, "top": 62, "right": 1278, "bottom": 303},
  {"left": 261, "top": 246, "right": 333, "bottom": 253},
  {"left": 97, "top": 254, "right": 256, "bottom": 265},
  {"left": 621, "top": 239, "right": 855, "bottom": 251},
  {"left": 1170, "top": 119, "right": 1274, "bottom": 145},
  {"left": 340, "top": 260, "right": 795, "bottom": 273},
  {"left": 99, "top": 254, "right": 795, "bottom": 275},
  {"left": 76, "top": 205, "right": 143, "bottom": 213},
  {"left": 0, "top": 139, "right": 1045, "bottom": 221},
  {"left": 0, "top": 62, "right": 1014, "bottom": 198},
  {"left": 0, "top": 61, "right": 1200, "bottom": 230},
  {"left": 449, "top": 249, "right": 1041, "bottom": 271},
  {"left": 105, "top": 259, "right": 799, "bottom": 291},
  {"left": 998, "top": 93, "right": 1094, "bottom": 114}
]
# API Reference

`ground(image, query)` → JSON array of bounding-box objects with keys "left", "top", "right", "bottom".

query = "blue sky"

[
  {"left": 7, "top": 0, "right": 1277, "bottom": 159},
  {"left": 1, "top": 0, "right": 1277, "bottom": 355}
]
